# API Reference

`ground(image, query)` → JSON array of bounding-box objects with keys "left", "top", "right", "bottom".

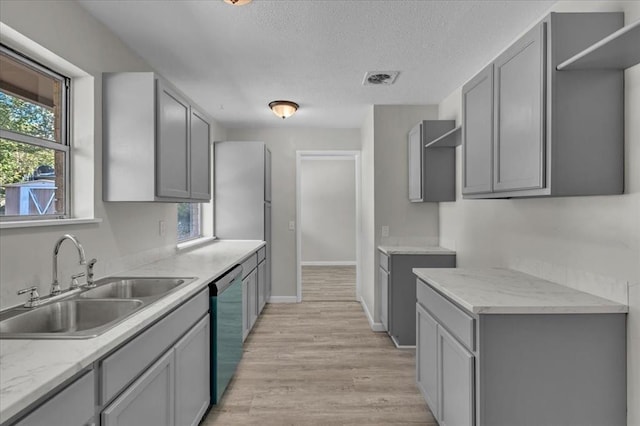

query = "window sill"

[
  {"left": 0, "top": 217, "right": 102, "bottom": 229},
  {"left": 176, "top": 236, "right": 217, "bottom": 252}
]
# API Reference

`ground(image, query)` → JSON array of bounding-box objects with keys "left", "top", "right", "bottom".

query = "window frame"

[{"left": 0, "top": 44, "right": 71, "bottom": 221}]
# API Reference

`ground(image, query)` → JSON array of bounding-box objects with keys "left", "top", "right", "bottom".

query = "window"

[
  {"left": 177, "top": 202, "right": 202, "bottom": 243},
  {"left": 0, "top": 45, "right": 69, "bottom": 220}
]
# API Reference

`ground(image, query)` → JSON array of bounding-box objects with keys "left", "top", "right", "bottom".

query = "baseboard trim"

[
  {"left": 268, "top": 296, "right": 298, "bottom": 304},
  {"left": 360, "top": 296, "right": 385, "bottom": 332},
  {"left": 300, "top": 261, "right": 357, "bottom": 266},
  {"left": 391, "top": 335, "right": 416, "bottom": 350}
]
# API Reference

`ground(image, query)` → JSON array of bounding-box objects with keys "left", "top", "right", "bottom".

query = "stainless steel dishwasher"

[{"left": 209, "top": 265, "right": 243, "bottom": 405}]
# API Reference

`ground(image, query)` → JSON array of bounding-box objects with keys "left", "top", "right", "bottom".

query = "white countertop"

[
  {"left": 378, "top": 245, "right": 456, "bottom": 255},
  {"left": 0, "top": 240, "right": 264, "bottom": 424},
  {"left": 413, "top": 268, "right": 628, "bottom": 315}
]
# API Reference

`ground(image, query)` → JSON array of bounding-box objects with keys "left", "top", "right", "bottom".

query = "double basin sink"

[{"left": 0, "top": 277, "right": 196, "bottom": 339}]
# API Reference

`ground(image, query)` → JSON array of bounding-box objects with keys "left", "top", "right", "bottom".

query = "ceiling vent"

[{"left": 363, "top": 71, "right": 399, "bottom": 86}]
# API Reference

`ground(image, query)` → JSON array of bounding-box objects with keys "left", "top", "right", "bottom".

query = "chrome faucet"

[{"left": 51, "top": 234, "right": 87, "bottom": 295}]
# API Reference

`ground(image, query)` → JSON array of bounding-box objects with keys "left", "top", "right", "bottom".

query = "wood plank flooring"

[
  {"left": 204, "top": 266, "right": 435, "bottom": 425},
  {"left": 302, "top": 265, "right": 357, "bottom": 302}
]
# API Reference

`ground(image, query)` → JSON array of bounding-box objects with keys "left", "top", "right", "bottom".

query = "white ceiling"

[{"left": 78, "top": 0, "right": 556, "bottom": 129}]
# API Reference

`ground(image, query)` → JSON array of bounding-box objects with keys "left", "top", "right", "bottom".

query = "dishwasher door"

[{"left": 210, "top": 265, "right": 243, "bottom": 405}]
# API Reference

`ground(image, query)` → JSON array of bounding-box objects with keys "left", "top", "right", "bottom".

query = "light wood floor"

[
  {"left": 204, "top": 266, "right": 435, "bottom": 425},
  {"left": 302, "top": 265, "right": 357, "bottom": 302}
]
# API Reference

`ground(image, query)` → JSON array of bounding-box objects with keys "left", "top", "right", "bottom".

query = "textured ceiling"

[{"left": 78, "top": 0, "right": 556, "bottom": 128}]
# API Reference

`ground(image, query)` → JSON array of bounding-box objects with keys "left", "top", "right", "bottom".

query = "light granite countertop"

[
  {"left": 413, "top": 267, "right": 628, "bottom": 315},
  {"left": 378, "top": 245, "right": 456, "bottom": 255},
  {"left": 0, "top": 239, "right": 264, "bottom": 424}
]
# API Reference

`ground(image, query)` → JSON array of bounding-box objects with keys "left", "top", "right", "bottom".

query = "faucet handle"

[
  {"left": 17, "top": 286, "right": 41, "bottom": 308},
  {"left": 71, "top": 272, "right": 86, "bottom": 290}
]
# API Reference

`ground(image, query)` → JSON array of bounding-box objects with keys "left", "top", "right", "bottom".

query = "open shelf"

[
  {"left": 557, "top": 19, "right": 640, "bottom": 70},
  {"left": 424, "top": 126, "right": 461, "bottom": 149}
]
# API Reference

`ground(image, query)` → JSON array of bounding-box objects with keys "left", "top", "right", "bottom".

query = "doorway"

[{"left": 296, "top": 151, "right": 361, "bottom": 302}]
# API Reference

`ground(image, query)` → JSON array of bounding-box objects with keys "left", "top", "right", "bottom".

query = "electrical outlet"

[
  {"left": 381, "top": 225, "right": 389, "bottom": 237},
  {"left": 289, "top": 221, "right": 295, "bottom": 231},
  {"left": 159, "top": 220, "right": 166, "bottom": 237}
]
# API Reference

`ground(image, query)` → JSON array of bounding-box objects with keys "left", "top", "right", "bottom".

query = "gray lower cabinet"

[
  {"left": 258, "top": 259, "right": 266, "bottom": 313},
  {"left": 379, "top": 266, "right": 389, "bottom": 331},
  {"left": 416, "top": 303, "right": 439, "bottom": 419},
  {"left": 242, "top": 251, "right": 266, "bottom": 342},
  {"left": 174, "top": 316, "right": 210, "bottom": 426},
  {"left": 13, "top": 370, "right": 95, "bottom": 426},
  {"left": 416, "top": 279, "right": 626, "bottom": 425},
  {"left": 462, "top": 12, "right": 624, "bottom": 199},
  {"left": 102, "top": 350, "right": 175, "bottom": 426},
  {"left": 379, "top": 250, "right": 456, "bottom": 346}
]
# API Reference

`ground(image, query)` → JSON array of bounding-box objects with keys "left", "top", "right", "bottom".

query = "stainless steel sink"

[
  {"left": 0, "top": 299, "right": 143, "bottom": 339},
  {"left": 0, "top": 276, "right": 197, "bottom": 339},
  {"left": 79, "top": 277, "right": 193, "bottom": 300}
]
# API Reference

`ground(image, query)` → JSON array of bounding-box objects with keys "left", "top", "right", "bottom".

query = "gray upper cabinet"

[
  {"left": 493, "top": 23, "right": 546, "bottom": 193},
  {"left": 103, "top": 72, "right": 212, "bottom": 202},
  {"left": 408, "top": 120, "right": 456, "bottom": 202},
  {"left": 189, "top": 109, "right": 212, "bottom": 201},
  {"left": 462, "top": 64, "right": 493, "bottom": 195},
  {"left": 462, "top": 12, "right": 624, "bottom": 199},
  {"left": 157, "top": 80, "right": 191, "bottom": 199}
]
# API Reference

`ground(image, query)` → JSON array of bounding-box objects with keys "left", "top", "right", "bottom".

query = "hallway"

[{"left": 204, "top": 266, "right": 435, "bottom": 425}]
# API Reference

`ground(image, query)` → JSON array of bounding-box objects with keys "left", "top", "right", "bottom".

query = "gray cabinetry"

[
  {"left": 462, "top": 64, "right": 493, "bottom": 195},
  {"left": 438, "top": 326, "right": 474, "bottom": 426},
  {"left": 103, "top": 72, "right": 212, "bottom": 202},
  {"left": 102, "top": 350, "right": 175, "bottom": 426},
  {"left": 379, "top": 249, "right": 456, "bottom": 347},
  {"left": 174, "top": 316, "right": 210, "bottom": 426},
  {"left": 156, "top": 80, "right": 191, "bottom": 199},
  {"left": 462, "top": 12, "right": 624, "bottom": 199},
  {"left": 416, "top": 303, "right": 438, "bottom": 420},
  {"left": 416, "top": 278, "right": 626, "bottom": 425},
  {"left": 13, "top": 370, "right": 95, "bottom": 426},
  {"left": 258, "top": 251, "right": 267, "bottom": 313},
  {"left": 241, "top": 253, "right": 262, "bottom": 341},
  {"left": 493, "top": 23, "right": 545, "bottom": 192},
  {"left": 408, "top": 120, "right": 456, "bottom": 202}
]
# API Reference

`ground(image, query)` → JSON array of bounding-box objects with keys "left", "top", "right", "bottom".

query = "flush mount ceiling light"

[
  {"left": 269, "top": 100, "right": 299, "bottom": 119},
  {"left": 223, "top": 0, "right": 252, "bottom": 5}
]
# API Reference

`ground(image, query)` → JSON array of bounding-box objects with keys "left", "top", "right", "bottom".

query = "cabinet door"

[
  {"left": 379, "top": 267, "right": 389, "bottom": 331},
  {"left": 462, "top": 64, "right": 494, "bottom": 195},
  {"left": 408, "top": 124, "right": 423, "bottom": 201},
  {"left": 156, "top": 80, "right": 191, "bottom": 199},
  {"left": 248, "top": 268, "right": 258, "bottom": 330},
  {"left": 264, "top": 203, "right": 272, "bottom": 301},
  {"left": 242, "top": 276, "right": 249, "bottom": 341},
  {"left": 258, "top": 260, "right": 266, "bottom": 313},
  {"left": 416, "top": 303, "right": 439, "bottom": 419},
  {"left": 15, "top": 371, "right": 95, "bottom": 426},
  {"left": 493, "top": 22, "right": 546, "bottom": 192},
  {"left": 102, "top": 350, "right": 175, "bottom": 426},
  {"left": 438, "top": 326, "right": 474, "bottom": 426},
  {"left": 189, "top": 108, "right": 211, "bottom": 201},
  {"left": 175, "top": 316, "right": 210, "bottom": 426}
]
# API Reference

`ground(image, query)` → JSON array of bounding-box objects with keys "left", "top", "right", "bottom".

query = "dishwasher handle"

[{"left": 210, "top": 265, "right": 243, "bottom": 296}]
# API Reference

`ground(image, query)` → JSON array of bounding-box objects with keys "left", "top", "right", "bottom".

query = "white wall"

[
  {"left": 0, "top": 0, "right": 226, "bottom": 309},
  {"left": 437, "top": 2, "right": 640, "bottom": 424},
  {"left": 300, "top": 158, "right": 356, "bottom": 264},
  {"left": 225, "top": 128, "right": 361, "bottom": 298}
]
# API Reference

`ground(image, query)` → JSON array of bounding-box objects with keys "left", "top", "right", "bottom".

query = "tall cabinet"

[{"left": 215, "top": 141, "right": 272, "bottom": 305}]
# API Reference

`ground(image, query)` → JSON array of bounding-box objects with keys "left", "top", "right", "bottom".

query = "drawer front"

[
  {"left": 417, "top": 280, "right": 474, "bottom": 351},
  {"left": 101, "top": 289, "right": 208, "bottom": 404},
  {"left": 257, "top": 246, "right": 266, "bottom": 263},
  {"left": 15, "top": 370, "right": 95, "bottom": 426},
  {"left": 241, "top": 254, "right": 258, "bottom": 279},
  {"left": 379, "top": 251, "right": 389, "bottom": 272}
]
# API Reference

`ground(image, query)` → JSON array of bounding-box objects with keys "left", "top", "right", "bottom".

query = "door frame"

[{"left": 295, "top": 151, "right": 361, "bottom": 302}]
